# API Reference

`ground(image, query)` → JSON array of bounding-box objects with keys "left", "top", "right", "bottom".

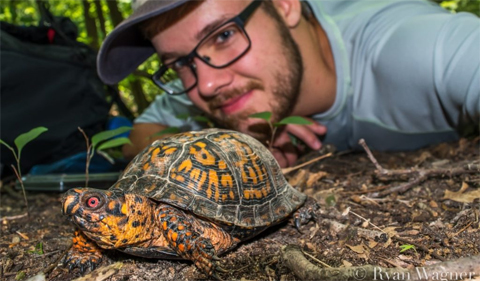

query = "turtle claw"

[
  {"left": 293, "top": 197, "right": 320, "bottom": 232},
  {"left": 62, "top": 247, "right": 102, "bottom": 273}
]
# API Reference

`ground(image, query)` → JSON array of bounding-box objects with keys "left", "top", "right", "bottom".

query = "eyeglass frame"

[{"left": 152, "top": 0, "right": 262, "bottom": 95}]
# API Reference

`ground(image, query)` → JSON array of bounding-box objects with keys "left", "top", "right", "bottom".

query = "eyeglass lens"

[{"left": 158, "top": 22, "right": 249, "bottom": 94}]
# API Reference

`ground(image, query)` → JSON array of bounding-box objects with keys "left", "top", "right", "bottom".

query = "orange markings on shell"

[
  {"left": 178, "top": 159, "right": 193, "bottom": 172},
  {"left": 164, "top": 147, "right": 177, "bottom": 155},
  {"left": 151, "top": 147, "right": 160, "bottom": 160},
  {"left": 143, "top": 162, "right": 150, "bottom": 171},
  {"left": 247, "top": 166, "right": 257, "bottom": 185},
  {"left": 220, "top": 174, "right": 233, "bottom": 188},
  {"left": 190, "top": 168, "right": 201, "bottom": 181},
  {"left": 218, "top": 160, "right": 227, "bottom": 170},
  {"left": 208, "top": 170, "right": 219, "bottom": 200}
]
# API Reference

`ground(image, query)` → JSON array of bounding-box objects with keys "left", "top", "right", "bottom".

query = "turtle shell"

[{"left": 111, "top": 129, "right": 306, "bottom": 239}]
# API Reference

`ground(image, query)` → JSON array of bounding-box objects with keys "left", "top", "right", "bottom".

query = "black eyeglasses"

[{"left": 152, "top": 0, "right": 262, "bottom": 95}]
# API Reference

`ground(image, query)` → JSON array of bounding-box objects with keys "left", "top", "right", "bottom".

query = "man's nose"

[{"left": 194, "top": 58, "right": 233, "bottom": 97}]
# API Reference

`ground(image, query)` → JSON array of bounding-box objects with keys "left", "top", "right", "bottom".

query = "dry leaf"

[
  {"left": 443, "top": 182, "right": 480, "bottom": 203},
  {"left": 288, "top": 169, "right": 309, "bottom": 187},
  {"left": 346, "top": 243, "right": 370, "bottom": 259},
  {"left": 342, "top": 260, "right": 353, "bottom": 267},
  {"left": 306, "top": 171, "right": 328, "bottom": 186},
  {"left": 368, "top": 240, "right": 378, "bottom": 249}
]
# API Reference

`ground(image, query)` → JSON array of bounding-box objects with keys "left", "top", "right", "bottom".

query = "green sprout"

[
  {"left": 399, "top": 244, "right": 417, "bottom": 254},
  {"left": 249, "top": 112, "right": 312, "bottom": 149},
  {"left": 78, "top": 126, "right": 132, "bottom": 187},
  {"left": 27, "top": 242, "right": 44, "bottom": 255},
  {"left": 0, "top": 127, "right": 48, "bottom": 216}
]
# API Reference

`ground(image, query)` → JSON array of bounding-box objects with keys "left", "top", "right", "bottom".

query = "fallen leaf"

[
  {"left": 306, "top": 171, "right": 328, "bottom": 186},
  {"left": 288, "top": 169, "right": 309, "bottom": 187},
  {"left": 443, "top": 182, "right": 480, "bottom": 203}
]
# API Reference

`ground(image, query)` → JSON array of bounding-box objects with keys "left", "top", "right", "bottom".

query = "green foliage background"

[{"left": 1, "top": 0, "right": 479, "bottom": 116}]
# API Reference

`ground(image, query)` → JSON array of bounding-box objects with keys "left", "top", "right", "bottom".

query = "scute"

[{"left": 111, "top": 129, "right": 306, "bottom": 233}]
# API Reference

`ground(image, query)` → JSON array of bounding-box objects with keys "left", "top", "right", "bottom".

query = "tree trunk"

[
  {"left": 81, "top": 0, "right": 99, "bottom": 49},
  {"left": 93, "top": 0, "right": 106, "bottom": 40},
  {"left": 129, "top": 79, "right": 149, "bottom": 114},
  {"left": 105, "top": 0, "right": 150, "bottom": 114},
  {"left": 105, "top": 0, "right": 124, "bottom": 26},
  {"left": 8, "top": 0, "right": 18, "bottom": 24}
]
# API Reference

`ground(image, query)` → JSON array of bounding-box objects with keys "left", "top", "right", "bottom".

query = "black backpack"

[{"left": 0, "top": 4, "right": 132, "bottom": 177}]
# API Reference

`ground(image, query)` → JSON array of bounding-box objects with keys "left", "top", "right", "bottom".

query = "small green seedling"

[
  {"left": 27, "top": 242, "right": 44, "bottom": 255},
  {"left": 399, "top": 244, "right": 417, "bottom": 254},
  {"left": 0, "top": 127, "right": 48, "bottom": 217},
  {"left": 249, "top": 111, "right": 312, "bottom": 148},
  {"left": 15, "top": 271, "right": 26, "bottom": 280},
  {"left": 78, "top": 126, "right": 132, "bottom": 187}
]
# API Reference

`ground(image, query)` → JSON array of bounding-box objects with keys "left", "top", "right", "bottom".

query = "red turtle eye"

[{"left": 86, "top": 196, "right": 100, "bottom": 208}]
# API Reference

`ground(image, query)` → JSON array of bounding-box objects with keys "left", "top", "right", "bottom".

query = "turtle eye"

[{"left": 86, "top": 196, "right": 101, "bottom": 209}]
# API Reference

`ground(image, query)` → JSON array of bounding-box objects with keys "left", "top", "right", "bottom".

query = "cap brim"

[{"left": 97, "top": 0, "right": 189, "bottom": 85}]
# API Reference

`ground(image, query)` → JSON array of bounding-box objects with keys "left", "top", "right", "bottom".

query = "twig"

[
  {"left": 78, "top": 127, "right": 91, "bottom": 187},
  {"left": 302, "top": 250, "right": 332, "bottom": 268},
  {"left": 358, "top": 139, "right": 385, "bottom": 173},
  {"left": 454, "top": 221, "right": 473, "bottom": 236},
  {"left": 282, "top": 153, "right": 333, "bottom": 174},
  {"left": 358, "top": 139, "right": 480, "bottom": 197},
  {"left": 371, "top": 166, "right": 479, "bottom": 197},
  {"left": 0, "top": 212, "right": 28, "bottom": 221}
]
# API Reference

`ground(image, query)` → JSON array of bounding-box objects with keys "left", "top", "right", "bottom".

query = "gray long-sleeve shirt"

[{"left": 136, "top": 0, "right": 480, "bottom": 151}]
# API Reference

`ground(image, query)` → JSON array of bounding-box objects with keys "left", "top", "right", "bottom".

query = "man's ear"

[{"left": 272, "top": 0, "right": 302, "bottom": 28}]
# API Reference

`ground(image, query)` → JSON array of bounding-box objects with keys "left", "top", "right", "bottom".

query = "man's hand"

[{"left": 270, "top": 119, "right": 327, "bottom": 168}]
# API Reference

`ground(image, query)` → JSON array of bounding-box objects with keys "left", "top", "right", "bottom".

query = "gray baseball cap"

[{"left": 97, "top": 0, "right": 189, "bottom": 85}]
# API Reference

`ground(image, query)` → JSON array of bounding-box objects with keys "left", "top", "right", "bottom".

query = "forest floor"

[{"left": 1, "top": 137, "right": 479, "bottom": 281}]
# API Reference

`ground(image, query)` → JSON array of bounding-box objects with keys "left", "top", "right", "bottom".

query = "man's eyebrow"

[
  {"left": 195, "top": 16, "right": 232, "bottom": 41},
  {"left": 160, "top": 51, "right": 184, "bottom": 62}
]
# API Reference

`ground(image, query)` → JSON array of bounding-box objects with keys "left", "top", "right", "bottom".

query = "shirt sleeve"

[{"left": 134, "top": 80, "right": 206, "bottom": 131}]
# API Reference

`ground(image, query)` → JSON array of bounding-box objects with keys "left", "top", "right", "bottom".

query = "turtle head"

[{"left": 62, "top": 187, "right": 156, "bottom": 249}]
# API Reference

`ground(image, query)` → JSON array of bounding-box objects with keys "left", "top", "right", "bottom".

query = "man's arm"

[{"left": 123, "top": 123, "right": 174, "bottom": 160}]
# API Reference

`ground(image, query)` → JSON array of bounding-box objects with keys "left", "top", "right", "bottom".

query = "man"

[{"left": 97, "top": 0, "right": 479, "bottom": 168}]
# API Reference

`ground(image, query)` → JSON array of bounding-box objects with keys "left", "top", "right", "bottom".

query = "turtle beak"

[{"left": 62, "top": 188, "right": 83, "bottom": 216}]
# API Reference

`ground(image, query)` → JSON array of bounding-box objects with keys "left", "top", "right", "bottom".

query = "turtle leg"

[
  {"left": 293, "top": 197, "right": 319, "bottom": 232},
  {"left": 157, "top": 205, "right": 230, "bottom": 277},
  {"left": 63, "top": 230, "right": 103, "bottom": 272}
]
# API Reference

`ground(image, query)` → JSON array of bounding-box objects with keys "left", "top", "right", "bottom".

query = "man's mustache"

[{"left": 208, "top": 80, "right": 264, "bottom": 111}]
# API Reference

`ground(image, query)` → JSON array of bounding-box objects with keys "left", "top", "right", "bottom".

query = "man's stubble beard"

[{"left": 208, "top": 17, "right": 303, "bottom": 144}]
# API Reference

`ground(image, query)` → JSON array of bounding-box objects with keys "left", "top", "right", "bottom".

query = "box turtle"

[{"left": 62, "top": 129, "right": 314, "bottom": 278}]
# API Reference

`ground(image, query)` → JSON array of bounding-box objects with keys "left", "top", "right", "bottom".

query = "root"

[{"left": 281, "top": 244, "right": 480, "bottom": 281}]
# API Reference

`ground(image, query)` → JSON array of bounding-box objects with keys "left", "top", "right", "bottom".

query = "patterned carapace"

[{"left": 62, "top": 129, "right": 307, "bottom": 277}]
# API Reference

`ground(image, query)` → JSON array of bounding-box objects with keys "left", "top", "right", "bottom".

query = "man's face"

[{"left": 151, "top": 0, "right": 303, "bottom": 143}]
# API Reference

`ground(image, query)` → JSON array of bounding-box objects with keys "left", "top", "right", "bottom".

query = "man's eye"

[
  {"left": 215, "top": 29, "right": 235, "bottom": 44},
  {"left": 171, "top": 59, "right": 189, "bottom": 70}
]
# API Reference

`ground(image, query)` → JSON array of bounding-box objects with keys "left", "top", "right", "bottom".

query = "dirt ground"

[{"left": 1, "top": 137, "right": 479, "bottom": 281}]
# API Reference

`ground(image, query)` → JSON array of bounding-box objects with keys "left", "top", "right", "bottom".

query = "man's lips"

[{"left": 220, "top": 91, "right": 253, "bottom": 114}]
